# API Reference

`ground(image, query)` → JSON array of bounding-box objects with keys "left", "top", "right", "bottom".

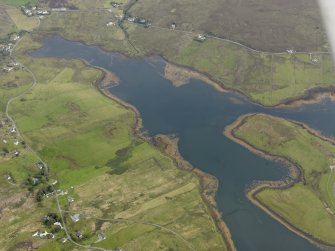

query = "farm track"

[{"left": 4, "top": 14, "right": 195, "bottom": 251}]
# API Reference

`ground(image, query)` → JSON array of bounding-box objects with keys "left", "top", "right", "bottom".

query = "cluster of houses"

[
  {"left": 21, "top": 6, "right": 50, "bottom": 17},
  {"left": 0, "top": 32, "right": 23, "bottom": 56},
  {"left": 195, "top": 34, "right": 207, "bottom": 42},
  {"left": 169, "top": 22, "right": 207, "bottom": 42},
  {"left": 286, "top": 49, "right": 296, "bottom": 54},
  {"left": 36, "top": 162, "right": 47, "bottom": 170},
  {"left": 0, "top": 123, "right": 21, "bottom": 158},
  {"left": 311, "top": 58, "right": 319, "bottom": 64},
  {"left": 70, "top": 214, "right": 80, "bottom": 223},
  {"left": 127, "top": 16, "right": 151, "bottom": 27},
  {"left": 5, "top": 173, "right": 12, "bottom": 181},
  {"left": 106, "top": 21, "right": 116, "bottom": 27},
  {"left": 67, "top": 196, "right": 74, "bottom": 203},
  {"left": 97, "top": 233, "right": 106, "bottom": 242},
  {"left": 32, "top": 230, "right": 55, "bottom": 239},
  {"left": 0, "top": 42, "right": 13, "bottom": 55},
  {"left": 111, "top": 2, "right": 122, "bottom": 8},
  {"left": 2, "top": 137, "right": 19, "bottom": 145},
  {"left": 310, "top": 55, "right": 320, "bottom": 64},
  {"left": 10, "top": 33, "right": 20, "bottom": 42},
  {"left": 2, "top": 61, "right": 20, "bottom": 73},
  {"left": 115, "top": 13, "right": 124, "bottom": 21},
  {"left": 4, "top": 173, "right": 14, "bottom": 184},
  {"left": 69, "top": 211, "right": 110, "bottom": 244}
]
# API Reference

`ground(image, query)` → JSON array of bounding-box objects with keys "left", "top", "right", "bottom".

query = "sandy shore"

[{"left": 224, "top": 113, "right": 335, "bottom": 251}]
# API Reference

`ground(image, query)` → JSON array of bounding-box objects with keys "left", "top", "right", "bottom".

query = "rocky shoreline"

[
  {"left": 95, "top": 68, "right": 236, "bottom": 251},
  {"left": 154, "top": 134, "right": 236, "bottom": 251}
]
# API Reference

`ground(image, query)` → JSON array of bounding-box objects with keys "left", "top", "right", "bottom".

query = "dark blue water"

[{"left": 31, "top": 36, "right": 335, "bottom": 251}]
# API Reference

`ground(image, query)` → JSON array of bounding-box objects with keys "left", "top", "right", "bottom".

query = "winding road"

[
  {"left": 5, "top": 21, "right": 113, "bottom": 251},
  {"left": 1, "top": 4, "right": 333, "bottom": 250},
  {"left": 3, "top": 16, "right": 195, "bottom": 251}
]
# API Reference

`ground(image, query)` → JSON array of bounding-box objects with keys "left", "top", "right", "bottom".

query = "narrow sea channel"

[{"left": 31, "top": 36, "right": 335, "bottom": 251}]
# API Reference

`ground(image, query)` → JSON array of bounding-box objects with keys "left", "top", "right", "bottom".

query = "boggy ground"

[
  {"left": 225, "top": 113, "right": 335, "bottom": 249},
  {"left": 33, "top": 1, "right": 335, "bottom": 107},
  {"left": 128, "top": 0, "right": 326, "bottom": 53}
]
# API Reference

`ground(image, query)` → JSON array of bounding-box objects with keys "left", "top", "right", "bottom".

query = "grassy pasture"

[
  {"left": 232, "top": 114, "right": 335, "bottom": 244},
  {"left": 127, "top": 24, "right": 335, "bottom": 106},
  {"left": 30, "top": 7, "right": 335, "bottom": 106},
  {"left": 0, "top": 7, "right": 16, "bottom": 38},
  {"left": 0, "top": 68, "right": 34, "bottom": 112},
  {"left": 176, "top": 39, "right": 335, "bottom": 106},
  {"left": 39, "top": 11, "right": 136, "bottom": 55},
  {"left": 5, "top": 8, "right": 39, "bottom": 31},
  {"left": 0, "top": 35, "right": 227, "bottom": 250},
  {"left": 69, "top": 0, "right": 127, "bottom": 9},
  {"left": 0, "top": 0, "right": 37, "bottom": 6},
  {"left": 38, "top": 0, "right": 125, "bottom": 9}
]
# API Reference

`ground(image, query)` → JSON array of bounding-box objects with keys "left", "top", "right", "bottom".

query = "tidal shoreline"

[
  {"left": 154, "top": 134, "right": 236, "bottom": 251},
  {"left": 277, "top": 87, "right": 335, "bottom": 108},
  {"left": 33, "top": 33, "right": 335, "bottom": 109},
  {"left": 92, "top": 59, "right": 335, "bottom": 251},
  {"left": 224, "top": 113, "right": 335, "bottom": 251},
  {"left": 95, "top": 68, "right": 236, "bottom": 251},
  {"left": 29, "top": 33, "right": 335, "bottom": 250},
  {"left": 26, "top": 39, "right": 238, "bottom": 249}
]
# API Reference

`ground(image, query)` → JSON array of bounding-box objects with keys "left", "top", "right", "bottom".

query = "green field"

[
  {"left": 0, "top": 0, "right": 37, "bottom": 6},
  {"left": 0, "top": 7, "right": 16, "bottom": 38},
  {"left": 0, "top": 35, "right": 227, "bottom": 250},
  {"left": 126, "top": 24, "right": 335, "bottom": 106},
  {"left": 38, "top": 0, "right": 124, "bottom": 9},
  {"left": 0, "top": 68, "right": 33, "bottom": 111},
  {"left": 6, "top": 8, "right": 39, "bottom": 31},
  {"left": 231, "top": 114, "right": 335, "bottom": 244},
  {"left": 39, "top": 11, "right": 136, "bottom": 55},
  {"left": 35, "top": 8, "right": 335, "bottom": 106},
  {"left": 0, "top": 6, "right": 39, "bottom": 39}
]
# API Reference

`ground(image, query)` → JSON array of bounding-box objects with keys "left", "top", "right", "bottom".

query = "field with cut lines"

[{"left": 0, "top": 35, "right": 227, "bottom": 250}]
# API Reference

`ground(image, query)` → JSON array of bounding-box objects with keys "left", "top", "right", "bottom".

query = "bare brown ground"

[
  {"left": 164, "top": 61, "right": 335, "bottom": 109},
  {"left": 129, "top": 0, "right": 324, "bottom": 52},
  {"left": 278, "top": 92, "right": 335, "bottom": 108},
  {"left": 100, "top": 70, "right": 120, "bottom": 87},
  {"left": 164, "top": 63, "right": 226, "bottom": 92}
]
